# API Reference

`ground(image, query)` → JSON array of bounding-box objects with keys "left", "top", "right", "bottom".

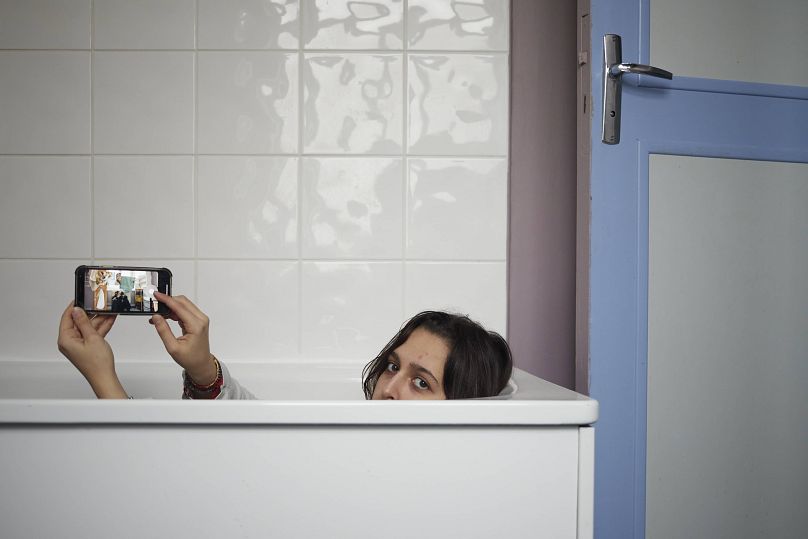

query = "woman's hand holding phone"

[
  {"left": 150, "top": 292, "right": 218, "bottom": 385},
  {"left": 57, "top": 302, "right": 127, "bottom": 399}
]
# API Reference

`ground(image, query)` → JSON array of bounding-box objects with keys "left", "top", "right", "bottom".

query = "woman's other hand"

[
  {"left": 57, "top": 302, "right": 127, "bottom": 399},
  {"left": 150, "top": 292, "right": 218, "bottom": 385}
]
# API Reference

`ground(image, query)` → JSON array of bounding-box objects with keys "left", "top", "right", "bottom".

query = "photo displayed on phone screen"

[{"left": 84, "top": 268, "right": 162, "bottom": 314}]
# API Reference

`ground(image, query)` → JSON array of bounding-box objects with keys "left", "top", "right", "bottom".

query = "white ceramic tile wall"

[
  {"left": 197, "top": 51, "right": 298, "bottom": 154},
  {"left": 0, "top": 52, "right": 91, "bottom": 154},
  {"left": 93, "top": 0, "right": 196, "bottom": 50},
  {"left": 0, "top": 0, "right": 509, "bottom": 362},
  {"left": 197, "top": 156, "right": 299, "bottom": 258},
  {"left": 93, "top": 157, "right": 195, "bottom": 258},
  {"left": 301, "top": 157, "right": 404, "bottom": 259},
  {"left": 93, "top": 52, "right": 195, "bottom": 154}
]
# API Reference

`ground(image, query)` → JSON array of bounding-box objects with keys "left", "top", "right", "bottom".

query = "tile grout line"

[
  {"left": 297, "top": 6, "right": 305, "bottom": 359},
  {"left": 0, "top": 257, "right": 507, "bottom": 264},
  {"left": 90, "top": 0, "right": 95, "bottom": 265},
  {"left": 0, "top": 153, "right": 509, "bottom": 159},
  {"left": 401, "top": 0, "right": 409, "bottom": 324},
  {"left": 1, "top": 48, "right": 509, "bottom": 54},
  {"left": 193, "top": 0, "right": 199, "bottom": 302}
]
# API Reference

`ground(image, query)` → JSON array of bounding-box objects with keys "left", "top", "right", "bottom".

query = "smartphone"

[{"left": 75, "top": 265, "right": 172, "bottom": 316}]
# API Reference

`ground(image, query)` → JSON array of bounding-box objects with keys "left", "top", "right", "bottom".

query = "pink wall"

[{"left": 508, "top": 0, "right": 578, "bottom": 389}]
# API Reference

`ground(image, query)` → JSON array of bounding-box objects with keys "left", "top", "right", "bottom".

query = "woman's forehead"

[{"left": 394, "top": 328, "right": 450, "bottom": 368}]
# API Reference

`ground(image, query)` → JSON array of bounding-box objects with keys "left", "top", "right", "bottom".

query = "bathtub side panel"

[{"left": 1, "top": 425, "right": 580, "bottom": 538}]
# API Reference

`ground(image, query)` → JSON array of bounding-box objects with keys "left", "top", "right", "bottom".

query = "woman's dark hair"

[{"left": 362, "top": 311, "right": 513, "bottom": 399}]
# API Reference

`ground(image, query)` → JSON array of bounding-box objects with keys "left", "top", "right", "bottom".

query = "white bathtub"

[{"left": 0, "top": 360, "right": 597, "bottom": 539}]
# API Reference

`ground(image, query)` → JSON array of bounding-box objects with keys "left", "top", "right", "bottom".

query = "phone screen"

[{"left": 75, "top": 266, "right": 171, "bottom": 315}]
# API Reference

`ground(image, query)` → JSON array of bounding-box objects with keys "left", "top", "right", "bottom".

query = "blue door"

[{"left": 588, "top": 0, "right": 808, "bottom": 537}]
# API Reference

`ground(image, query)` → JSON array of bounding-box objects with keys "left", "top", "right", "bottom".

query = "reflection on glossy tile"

[
  {"left": 302, "top": 158, "right": 403, "bottom": 259},
  {"left": 302, "top": 0, "right": 403, "bottom": 49},
  {"left": 407, "top": 158, "right": 506, "bottom": 259},
  {"left": 0, "top": 52, "right": 90, "bottom": 154},
  {"left": 408, "top": 54, "right": 508, "bottom": 155},
  {"left": 0, "top": 0, "right": 512, "bottom": 365},
  {"left": 198, "top": 157, "right": 298, "bottom": 258},
  {"left": 0, "top": 157, "right": 91, "bottom": 258},
  {"left": 405, "top": 262, "right": 506, "bottom": 336},
  {"left": 97, "top": 259, "right": 195, "bottom": 361},
  {"left": 198, "top": 52, "right": 298, "bottom": 154},
  {"left": 94, "top": 0, "right": 195, "bottom": 49},
  {"left": 408, "top": 0, "right": 509, "bottom": 50},
  {"left": 0, "top": 260, "right": 87, "bottom": 360},
  {"left": 301, "top": 262, "right": 403, "bottom": 358},
  {"left": 94, "top": 157, "right": 194, "bottom": 258},
  {"left": 0, "top": 0, "right": 90, "bottom": 49},
  {"left": 93, "top": 52, "right": 194, "bottom": 154},
  {"left": 197, "top": 261, "right": 299, "bottom": 359},
  {"left": 198, "top": 0, "right": 299, "bottom": 49},
  {"left": 303, "top": 53, "right": 402, "bottom": 153}
]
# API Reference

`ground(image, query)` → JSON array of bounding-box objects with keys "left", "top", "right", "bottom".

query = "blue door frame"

[{"left": 588, "top": 1, "right": 808, "bottom": 537}]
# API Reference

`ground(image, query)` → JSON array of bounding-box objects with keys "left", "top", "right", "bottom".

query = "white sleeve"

[{"left": 215, "top": 361, "right": 258, "bottom": 400}]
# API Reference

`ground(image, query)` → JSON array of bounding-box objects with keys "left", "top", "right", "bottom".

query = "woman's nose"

[{"left": 380, "top": 374, "right": 404, "bottom": 400}]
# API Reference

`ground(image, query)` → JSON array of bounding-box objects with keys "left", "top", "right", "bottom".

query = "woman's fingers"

[
  {"left": 58, "top": 301, "right": 77, "bottom": 335},
  {"left": 153, "top": 292, "right": 199, "bottom": 327},
  {"left": 171, "top": 294, "right": 207, "bottom": 322},
  {"left": 70, "top": 307, "right": 98, "bottom": 340},
  {"left": 57, "top": 301, "right": 80, "bottom": 352},
  {"left": 153, "top": 292, "right": 209, "bottom": 333},
  {"left": 93, "top": 314, "right": 117, "bottom": 338},
  {"left": 149, "top": 296, "right": 211, "bottom": 372},
  {"left": 151, "top": 314, "right": 178, "bottom": 355}
]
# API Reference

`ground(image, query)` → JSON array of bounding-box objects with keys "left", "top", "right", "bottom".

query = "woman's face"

[{"left": 371, "top": 327, "right": 449, "bottom": 400}]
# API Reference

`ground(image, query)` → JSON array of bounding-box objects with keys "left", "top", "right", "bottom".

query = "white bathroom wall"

[{"left": 0, "top": 0, "right": 509, "bottom": 362}]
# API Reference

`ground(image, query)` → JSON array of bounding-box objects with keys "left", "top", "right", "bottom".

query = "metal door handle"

[
  {"left": 610, "top": 63, "right": 673, "bottom": 79},
  {"left": 602, "top": 34, "right": 673, "bottom": 145}
]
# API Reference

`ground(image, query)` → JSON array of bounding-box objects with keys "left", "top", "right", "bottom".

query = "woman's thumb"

[
  {"left": 71, "top": 308, "right": 97, "bottom": 338},
  {"left": 151, "top": 314, "right": 177, "bottom": 353}
]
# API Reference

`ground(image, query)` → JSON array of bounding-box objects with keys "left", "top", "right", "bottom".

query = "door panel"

[
  {"left": 650, "top": 0, "right": 808, "bottom": 87},
  {"left": 647, "top": 155, "right": 808, "bottom": 538},
  {"left": 589, "top": 0, "right": 808, "bottom": 538}
]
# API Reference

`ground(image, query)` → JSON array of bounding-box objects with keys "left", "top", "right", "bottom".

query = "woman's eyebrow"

[
  {"left": 390, "top": 350, "right": 440, "bottom": 385},
  {"left": 410, "top": 363, "right": 439, "bottom": 385}
]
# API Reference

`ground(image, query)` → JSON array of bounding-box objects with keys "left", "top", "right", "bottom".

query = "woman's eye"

[
  {"left": 413, "top": 378, "right": 429, "bottom": 390},
  {"left": 385, "top": 362, "right": 398, "bottom": 373}
]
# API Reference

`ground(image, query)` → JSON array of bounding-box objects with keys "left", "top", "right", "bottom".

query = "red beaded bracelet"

[{"left": 183, "top": 357, "right": 223, "bottom": 399}]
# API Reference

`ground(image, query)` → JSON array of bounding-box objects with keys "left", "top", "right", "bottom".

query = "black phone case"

[{"left": 75, "top": 265, "right": 172, "bottom": 316}]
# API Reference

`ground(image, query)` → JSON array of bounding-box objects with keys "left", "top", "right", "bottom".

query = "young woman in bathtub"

[{"left": 58, "top": 291, "right": 512, "bottom": 401}]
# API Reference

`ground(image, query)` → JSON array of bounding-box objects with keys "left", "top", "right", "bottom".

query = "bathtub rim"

[
  {"left": 0, "top": 365, "right": 597, "bottom": 425},
  {"left": 0, "top": 398, "right": 597, "bottom": 426}
]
